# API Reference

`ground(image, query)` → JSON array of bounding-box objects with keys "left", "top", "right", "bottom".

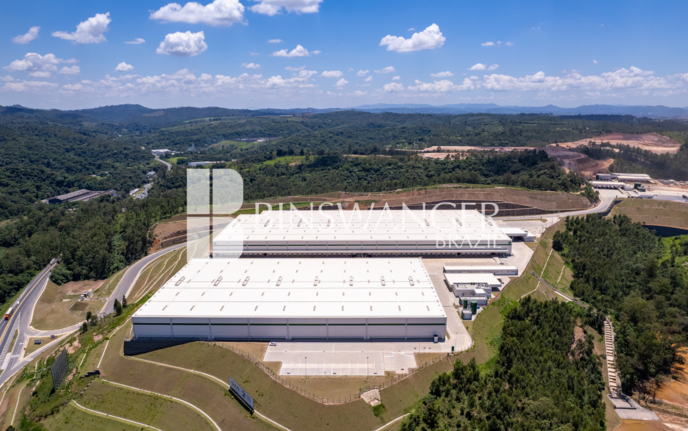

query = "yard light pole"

[{"left": 366, "top": 356, "right": 369, "bottom": 381}]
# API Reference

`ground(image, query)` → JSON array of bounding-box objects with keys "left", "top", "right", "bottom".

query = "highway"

[{"left": 0, "top": 263, "right": 81, "bottom": 387}]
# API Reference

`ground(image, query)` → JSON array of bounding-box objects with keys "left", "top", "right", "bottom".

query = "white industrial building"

[
  {"left": 132, "top": 258, "right": 447, "bottom": 341},
  {"left": 444, "top": 273, "right": 503, "bottom": 291},
  {"left": 590, "top": 181, "right": 633, "bottom": 191},
  {"left": 213, "top": 210, "right": 514, "bottom": 257},
  {"left": 596, "top": 173, "right": 652, "bottom": 183},
  {"left": 443, "top": 265, "right": 519, "bottom": 276}
]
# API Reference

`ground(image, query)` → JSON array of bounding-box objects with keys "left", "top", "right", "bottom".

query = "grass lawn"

[
  {"left": 79, "top": 380, "right": 216, "bottom": 431},
  {"left": 129, "top": 248, "right": 186, "bottom": 302},
  {"left": 611, "top": 199, "right": 688, "bottom": 229},
  {"left": 31, "top": 280, "right": 83, "bottom": 330},
  {"left": 209, "top": 139, "right": 255, "bottom": 151},
  {"left": 0, "top": 380, "right": 31, "bottom": 430},
  {"left": 262, "top": 155, "right": 306, "bottom": 165},
  {"left": 69, "top": 299, "right": 106, "bottom": 320},
  {"left": 25, "top": 336, "right": 54, "bottom": 355},
  {"left": 41, "top": 402, "right": 143, "bottom": 431},
  {"left": 99, "top": 322, "right": 278, "bottom": 431}
]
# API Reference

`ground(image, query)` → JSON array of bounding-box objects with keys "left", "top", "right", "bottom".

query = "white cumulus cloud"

[
  {"left": 321, "top": 70, "right": 343, "bottom": 78},
  {"left": 481, "top": 41, "right": 494, "bottom": 47},
  {"left": 593, "top": 59, "right": 598, "bottom": 64},
  {"left": 4, "top": 53, "right": 77, "bottom": 73},
  {"left": 469, "top": 63, "right": 486, "bottom": 71},
  {"left": 125, "top": 38, "right": 146, "bottom": 45},
  {"left": 3, "top": 80, "right": 57, "bottom": 93},
  {"left": 250, "top": 0, "right": 323, "bottom": 16},
  {"left": 364, "top": 76, "right": 373, "bottom": 83},
  {"left": 335, "top": 78, "right": 348, "bottom": 88},
  {"left": 383, "top": 82, "right": 404, "bottom": 92},
  {"left": 392, "top": 75, "right": 400, "bottom": 81},
  {"left": 13, "top": 27, "right": 40, "bottom": 44},
  {"left": 242, "top": 62, "right": 261, "bottom": 69},
  {"left": 356, "top": 69, "right": 369, "bottom": 77},
  {"left": 115, "top": 62, "right": 134, "bottom": 72},
  {"left": 379, "top": 24, "right": 445, "bottom": 53},
  {"left": 487, "top": 64, "right": 499, "bottom": 71},
  {"left": 430, "top": 71, "right": 453, "bottom": 78},
  {"left": 156, "top": 31, "right": 208, "bottom": 56},
  {"left": 52, "top": 13, "right": 111, "bottom": 44},
  {"left": 285, "top": 65, "right": 305, "bottom": 71},
  {"left": 352, "top": 90, "right": 366, "bottom": 96},
  {"left": 29, "top": 71, "right": 51, "bottom": 78},
  {"left": 375, "top": 66, "right": 395, "bottom": 74},
  {"left": 268, "top": 39, "right": 283, "bottom": 43},
  {"left": 150, "top": 0, "right": 244, "bottom": 26},
  {"left": 60, "top": 65, "right": 80, "bottom": 75},
  {"left": 271, "top": 44, "right": 319, "bottom": 57}
]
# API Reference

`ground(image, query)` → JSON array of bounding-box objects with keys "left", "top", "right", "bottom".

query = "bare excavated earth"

[
  {"left": 555, "top": 133, "right": 682, "bottom": 155},
  {"left": 543, "top": 146, "right": 614, "bottom": 178}
]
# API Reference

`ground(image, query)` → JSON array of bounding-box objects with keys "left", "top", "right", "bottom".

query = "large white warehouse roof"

[
  {"left": 134, "top": 258, "right": 446, "bottom": 320},
  {"left": 213, "top": 209, "right": 513, "bottom": 256}
]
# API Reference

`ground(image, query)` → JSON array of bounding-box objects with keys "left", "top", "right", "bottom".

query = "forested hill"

[
  {"left": 0, "top": 115, "right": 154, "bottom": 220},
  {"left": 401, "top": 298, "right": 606, "bottom": 431},
  {"left": 127, "top": 111, "right": 688, "bottom": 158},
  {"left": 553, "top": 214, "right": 688, "bottom": 391}
]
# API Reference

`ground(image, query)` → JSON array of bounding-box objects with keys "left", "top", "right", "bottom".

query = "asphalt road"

[
  {"left": 155, "top": 156, "right": 172, "bottom": 172},
  {"left": 100, "top": 242, "right": 188, "bottom": 315},
  {"left": 0, "top": 263, "right": 81, "bottom": 387}
]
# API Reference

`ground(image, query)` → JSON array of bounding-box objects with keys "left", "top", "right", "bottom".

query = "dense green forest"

[
  {"left": 0, "top": 115, "right": 157, "bottom": 220},
  {"left": 553, "top": 215, "right": 688, "bottom": 391},
  {"left": 0, "top": 168, "right": 185, "bottom": 305},
  {"left": 237, "top": 150, "right": 585, "bottom": 199},
  {"left": 401, "top": 298, "right": 606, "bottom": 431},
  {"left": 575, "top": 142, "right": 688, "bottom": 181},
  {"left": 136, "top": 111, "right": 688, "bottom": 160}
]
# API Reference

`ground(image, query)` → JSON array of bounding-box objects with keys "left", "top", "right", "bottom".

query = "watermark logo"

[
  {"left": 186, "top": 168, "right": 512, "bottom": 258},
  {"left": 186, "top": 169, "right": 243, "bottom": 262}
]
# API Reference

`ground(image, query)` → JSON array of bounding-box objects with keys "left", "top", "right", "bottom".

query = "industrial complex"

[{"left": 132, "top": 209, "right": 533, "bottom": 344}]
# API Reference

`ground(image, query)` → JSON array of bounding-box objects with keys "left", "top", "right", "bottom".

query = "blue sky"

[{"left": 1, "top": 0, "right": 687, "bottom": 109}]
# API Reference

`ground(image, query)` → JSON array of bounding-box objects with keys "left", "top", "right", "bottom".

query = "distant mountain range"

[
  {"left": 2, "top": 103, "right": 687, "bottom": 126},
  {"left": 350, "top": 103, "right": 688, "bottom": 118}
]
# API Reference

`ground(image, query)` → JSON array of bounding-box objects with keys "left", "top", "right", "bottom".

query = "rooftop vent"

[
  {"left": 220, "top": 305, "right": 225, "bottom": 311},
  {"left": 264, "top": 220, "right": 270, "bottom": 227},
  {"left": 283, "top": 305, "right": 286, "bottom": 311},
  {"left": 162, "top": 305, "right": 168, "bottom": 311},
  {"left": 175, "top": 277, "right": 186, "bottom": 286},
  {"left": 276, "top": 276, "right": 283, "bottom": 286},
  {"left": 190, "top": 305, "right": 195, "bottom": 311},
  {"left": 254, "top": 306, "right": 258, "bottom": 311},
  {"left": 314, "top": 276, "right": 320, "bottom": 286},
  {"left": 242, "top": 276, "right": 250, "bottom": 286},
  {"left": 381, "top": 276, "right": 386, "bottom": 286},
  {"left": 408, "top": 277, "right": 415, "bottom": 286},
  {"left": 213, "top": 276, "right": 223, "bottom": 286},
  {"left": 349, "top": 276, "right": 354, "bottom": 286}
]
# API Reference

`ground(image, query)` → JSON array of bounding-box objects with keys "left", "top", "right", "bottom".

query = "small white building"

[
  {"left": 132, "top": 258, "right": 447, "bottom": 341},
  {"left": 444, "top": 273, "right": 502, "bottom": 291}
]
